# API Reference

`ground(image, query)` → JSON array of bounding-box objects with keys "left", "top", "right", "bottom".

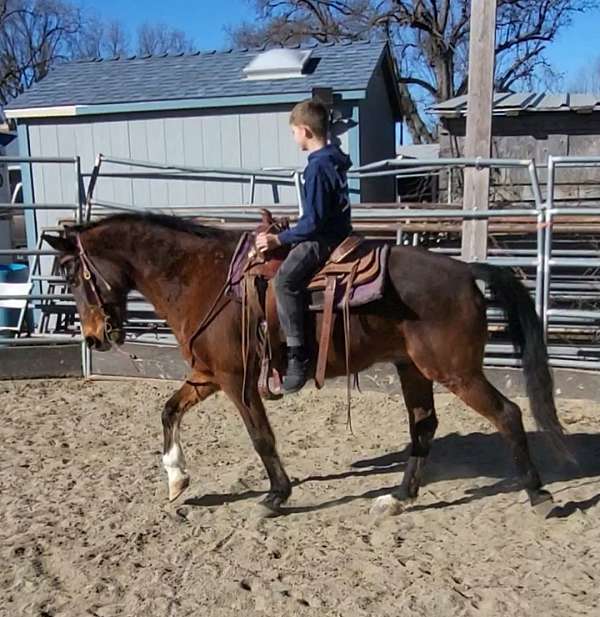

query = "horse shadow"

[{"left": 184, "top": 431, "right": 600, "bottom": 517}]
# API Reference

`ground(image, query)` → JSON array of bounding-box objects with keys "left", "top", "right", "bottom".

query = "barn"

[
  {"left": 433, "top": 92, "right": 600, "bottom": 205},
  {"left": 4, "top": 40, "right": 402, "bottom": 249}
]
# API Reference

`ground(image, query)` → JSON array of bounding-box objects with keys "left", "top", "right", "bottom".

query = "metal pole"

[
  {"left": 294, "top": 171, "right": 304, "bottom": 217},
  {"left": 249, "top": 174, "right": 256, "bottom": 205},
  {"left": 543, "top": 157, "right": 556, "bottom": 339},
  {"left": 85, "top": 154, "right": 102, "bottom": 221},
  {"left": 74, "top": 156, "right": 82, "bottom": 224}
]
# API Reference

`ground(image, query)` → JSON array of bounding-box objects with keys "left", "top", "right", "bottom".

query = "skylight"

[{"left": 243, "top": 48, "right": 312, "bottom": 80}]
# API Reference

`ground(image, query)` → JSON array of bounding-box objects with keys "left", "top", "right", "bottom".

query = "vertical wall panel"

[
  {"left": 146, "top": 118, "right": 169, "bottom": 207},
  {"left": 91, "top": 123, "right": 115, "bottom": 203},
  {"left": 164, "top": 117, "right": 186, "bottom": 207},
  {"left": 37, "top": 125, "right": 67, "bottom": 231},
  {"left": 239, "top": 113, "right": 261, "bottom": 203},
  {"left": 220, "top": 114, "right": 244, "bottom": 204},
  {"left": 257, "top": 113, "right": 280, "bottom": 203},
  {"left": 56, "top": 125, "right": 77, "bottom": 200},
  {"left": 202, "top": 116, "right": 224, "bottom": 205},
  {"left": 73, "top": 122, "right": 95, "bottom": 206},
  {"left": 127, "top": 119, "right": 151, "bottom": 206},
  {"left": 28, "top": 124, "right": 44, "bottom": 201},
  {"left": 182, "top": 116, "right": 205, "bottom": 206},
  {"left": 107, "top": 120, "right": 134, "bottom": 205}
]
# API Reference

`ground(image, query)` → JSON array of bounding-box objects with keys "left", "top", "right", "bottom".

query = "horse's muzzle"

[{"left": 85, "top": 335, "right": 111, "bottom": 351}]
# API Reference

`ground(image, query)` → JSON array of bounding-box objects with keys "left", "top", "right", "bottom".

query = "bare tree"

[
  {"left": 104, "top": 19, "right": 128, "bottom": 57},
  {"left": 569, "top": 56, "right": 600, "bottom": 93},
  {"left": 0, "top": 0, "right": 197, "bottom": 104},
  {"left": 137, "top": 22, "right": 195, "bottom": 56},
  {"left": 0, "top": 0, "right": 82, "bottom": 104},
  {"left": 72, "top": 15, "right": 129, "bottom": 59},
  {"left": 230, "top": 0, "right": 597, "bottom": 143}
]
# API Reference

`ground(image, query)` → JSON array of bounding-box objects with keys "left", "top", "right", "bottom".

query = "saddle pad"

[{"left": 226, "top": 232, "right": 254, "bottom": 298}]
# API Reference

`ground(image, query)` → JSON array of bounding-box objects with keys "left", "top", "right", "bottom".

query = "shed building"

[{"left": 5, "top": 41, "right": 402, "bottom": 246}]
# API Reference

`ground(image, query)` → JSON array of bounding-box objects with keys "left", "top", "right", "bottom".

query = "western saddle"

[{"left": 228, "top": 209, "right": 389, "bottom": 401}]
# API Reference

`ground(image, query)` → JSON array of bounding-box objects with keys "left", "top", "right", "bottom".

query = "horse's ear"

[
  {"left": 260, "top": 208, "right": 274, "bottom": 225},
  {"left": 45, "top": 234, "right": 76, "bottom": 254}
]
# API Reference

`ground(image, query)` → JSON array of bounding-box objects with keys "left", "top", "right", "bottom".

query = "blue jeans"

[{"left": 273, "top": 240, "right": 331, "bottom": 347}]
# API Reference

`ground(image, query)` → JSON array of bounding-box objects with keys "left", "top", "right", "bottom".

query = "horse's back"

[{"left": 386, "top": 245, "right": 483, "bottom": 320}]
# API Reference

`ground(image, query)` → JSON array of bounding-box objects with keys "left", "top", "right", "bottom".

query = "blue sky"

[
  {"left": 79, "top": 0, "right": 253, "bottom": 51},
  {"left": 80, "top": 0, "right": 597, "bottom": 85},
  {"left": 545, "top": 6, "right": 600, "bottom": 87}
]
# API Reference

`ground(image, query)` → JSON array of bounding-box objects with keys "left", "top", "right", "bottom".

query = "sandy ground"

[{"left": 1, "top": 378, "right": 600, "bottom": 617}]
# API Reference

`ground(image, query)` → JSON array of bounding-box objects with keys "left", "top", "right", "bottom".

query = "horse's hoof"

[
  {"left": 259, "top": 492, "right": 288, "bottom": 515},
  {"left": 168, "top": 475, "right": 190, "bottom": 502},
  {"left": 370, "top": 494, "right": 406, "bottom": 517},
  {"left": 256, "top": 502, "right": 283, "bottom": 519},
  {"left": 530, "top": 490, "right": 556, "bottom": 519}
]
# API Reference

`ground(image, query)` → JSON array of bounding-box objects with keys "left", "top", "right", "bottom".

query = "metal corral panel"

[{"left": 25, "top": 106, "right": 352, "bottom": 228}]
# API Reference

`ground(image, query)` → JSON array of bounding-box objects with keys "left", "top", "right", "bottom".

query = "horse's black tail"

[{"left": 470, "top": 263, "right": 573, "bottom": 462}]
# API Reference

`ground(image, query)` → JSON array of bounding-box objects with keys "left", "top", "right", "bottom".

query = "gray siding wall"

[
  {"left": 25, "top": 105, "right": 352, "bottom": 234},
  {"left": 358, "top": 67, "right": 396, "bottom": 202}
]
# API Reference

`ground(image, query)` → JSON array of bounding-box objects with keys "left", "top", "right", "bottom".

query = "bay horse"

[{"left": 46, "top": 213, "right": 570, "bottom": 517}]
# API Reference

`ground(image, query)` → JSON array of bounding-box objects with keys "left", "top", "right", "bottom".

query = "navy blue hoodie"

[{"left": 278, "top": 144, "right": 352, "bottom": 247}]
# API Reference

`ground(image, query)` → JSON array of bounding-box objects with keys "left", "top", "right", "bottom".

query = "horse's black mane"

[{"left": 75, "top": 212, "right": 228, "bottom": 239}]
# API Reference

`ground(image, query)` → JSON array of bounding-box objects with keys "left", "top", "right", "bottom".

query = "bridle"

[{"left": 59, "top": 235, "right": 124, "bottom": 343}]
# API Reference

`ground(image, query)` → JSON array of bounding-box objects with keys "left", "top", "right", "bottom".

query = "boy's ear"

[{"left": 45, "top": 234, "right": 76, "bottom": 254}]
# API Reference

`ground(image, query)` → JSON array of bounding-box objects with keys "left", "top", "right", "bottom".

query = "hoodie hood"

[{"left": 308, "top": 144, "right": 352, "bottom": 172}]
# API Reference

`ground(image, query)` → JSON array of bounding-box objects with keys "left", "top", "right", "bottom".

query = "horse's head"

[{"left": 45, "top": 228, "right": 129, "bottom": 351}]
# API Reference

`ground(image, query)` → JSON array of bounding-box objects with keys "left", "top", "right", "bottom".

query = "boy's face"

[{"left": 291, "top": 123, "right": 311, "bottom": 151}]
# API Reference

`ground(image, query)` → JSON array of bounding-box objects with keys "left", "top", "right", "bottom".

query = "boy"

[{"left": 256, "top": 99, "right": 352, "bottom": 394}]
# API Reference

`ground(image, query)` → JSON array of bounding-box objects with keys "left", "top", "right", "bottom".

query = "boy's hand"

[{"left": 256, "top": 232, "right": 281, "bottom": 254}]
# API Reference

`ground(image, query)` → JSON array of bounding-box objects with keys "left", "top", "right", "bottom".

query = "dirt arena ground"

[{"left": 1, "top": 378, "right": 599, "bottom": 616}]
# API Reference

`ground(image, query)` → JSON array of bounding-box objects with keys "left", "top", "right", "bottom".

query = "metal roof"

[
  {"left": 397, "top": 143, "right": 440, "bottom": 159},
  {"left": 432, "top": 92, "right": 600, "bottom": 116},
  {"left": 6, "top": 41, "right": 389, "bottom": 112}
]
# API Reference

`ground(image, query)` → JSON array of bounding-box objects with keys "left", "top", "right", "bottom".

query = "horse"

[{"left": 45, "top": 212, "right": 570, "bottom": 518}]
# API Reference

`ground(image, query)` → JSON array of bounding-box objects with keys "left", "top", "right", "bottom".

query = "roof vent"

[{"left": 243, "top": 48, "right": 312, "bottom": 80}]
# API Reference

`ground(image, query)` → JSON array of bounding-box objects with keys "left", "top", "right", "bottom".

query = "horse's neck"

[{"left": 114, "top": 226, "right": 236, "bottom": 341}]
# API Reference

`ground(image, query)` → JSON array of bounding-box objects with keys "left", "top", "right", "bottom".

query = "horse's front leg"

[
  {"left": 162, "top": 377, "right": 218, "bottom": 501},
  {"left": 221, "top": 374, "right": 292, "bottom": 512}
]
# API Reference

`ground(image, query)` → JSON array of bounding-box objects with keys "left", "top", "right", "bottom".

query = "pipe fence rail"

[{"left": 0, "top": 152, "right": 598, "bottom": 376}]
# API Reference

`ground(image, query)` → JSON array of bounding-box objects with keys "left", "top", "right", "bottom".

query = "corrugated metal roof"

[
  {"left": 397, "top": 143, "right": 440, "bottom": 158},
  {"left": 6, "top": 41, "right": 388, "bottom": 111},
  {"left": 432, "top": 92, "right": 600, "bottom": 115}
]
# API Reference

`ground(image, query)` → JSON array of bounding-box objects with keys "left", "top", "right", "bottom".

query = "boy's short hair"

[{"left": 289, "top": 99, "right": 329, "bottom": 139}]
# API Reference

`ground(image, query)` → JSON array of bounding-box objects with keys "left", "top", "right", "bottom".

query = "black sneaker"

[{"left": 282, "top": 346, "right": 309, "bottom": 394}]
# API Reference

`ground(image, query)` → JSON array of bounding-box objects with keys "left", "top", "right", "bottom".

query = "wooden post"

[{"left": 461, "top": 0, "right": 497, "bottom": 262}]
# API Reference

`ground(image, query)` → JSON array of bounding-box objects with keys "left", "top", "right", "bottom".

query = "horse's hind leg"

[
  {"left": 452, "top": 372, "right": 553, "bottom": 511},
  {"left": 371, "top": 364, "right": 437, "bottom": 516},
  {"left": 162, "top": 378, "right": 218, "bottom": 502}
]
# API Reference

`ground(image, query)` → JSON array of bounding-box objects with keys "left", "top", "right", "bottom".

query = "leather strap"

[
  {"left": 315, "top": 277, "right": 336, "bottom": 389},
  {"left": 342, "top": 261, "right": 359, "bottom": 432}
]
